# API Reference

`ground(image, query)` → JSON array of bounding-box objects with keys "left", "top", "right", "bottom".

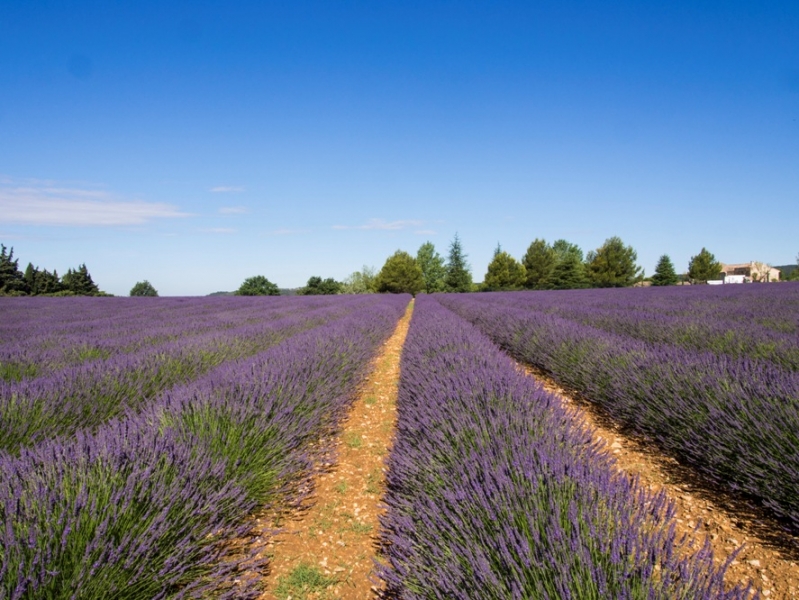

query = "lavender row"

[
  {"left": 0, "top": 295, "right": 409, "bottom": 599},
  {"left": 438, "top": 291, "right": 799, "bottom": 534},
  {"left": 468, "top": 284, "right": 799, "bottom": 371},
  {"left": 0, "top": 296, "right": 342, "bottom": 380},
  {"left": 0, "top": 297, "right": 364, "bottom": 454},
  {"left": 378, "top": 296, "right": 748, "bottom": 599}
]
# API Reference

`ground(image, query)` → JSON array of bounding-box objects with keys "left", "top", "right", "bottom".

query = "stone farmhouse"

[{"left": 720, "top": 262, "right": 781, "bottom": 282}]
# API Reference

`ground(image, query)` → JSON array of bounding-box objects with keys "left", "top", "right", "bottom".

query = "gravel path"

[
  {"left": 523, "top": 364, "right": 799, "bottom": 599},
  {"left": 256, "top": 300, "right": 413, "bottom": 599}
]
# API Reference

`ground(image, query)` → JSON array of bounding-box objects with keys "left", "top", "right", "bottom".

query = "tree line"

[
  {"left": 0, "top": 244, "right": 107, "bottom": 296},
  {"left": 235, "top": 238, "right": 797, "bottom": 297}
]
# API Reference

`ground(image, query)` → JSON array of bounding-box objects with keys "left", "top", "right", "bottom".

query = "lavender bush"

[
  {"left": 0, "top": 297, "right": 366, "bottom": 453},
  {"left": 378, "top": 296, "right": 749, "bottom": 599},
  {"left": 0, "top": 295, "right": 408, "bottom": 599},
  {"left": 438, "top": 284, "right": 799, "bottom": 533}
]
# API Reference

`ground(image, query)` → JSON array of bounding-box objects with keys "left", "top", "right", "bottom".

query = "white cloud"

[
  {"left": 332, "top": 218, "right": 425, "bottom": 231},
  {"left": 200, "top": 227, "right": 237, "bottom": 234},
  {"left": 210, "top": 186, "right": 245, "bottom": 193},
  {"left": 219, "top": 206, "right": 248, "bottom": 214},
  {"left": 0, "top": 181, "right": 190, "bottom": 226},
  {"left": 414, "top": 229, "right": 437, "bottom": 235}
]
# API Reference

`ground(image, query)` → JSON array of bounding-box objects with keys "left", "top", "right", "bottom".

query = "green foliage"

[
  {"left": 236, "top": 275, "right": 280, "bottom": 296},
  {"left": 522, "top": 239, "right": 556, "bottom": 290},
  {"left": 484, "top": 249, "right": 526, "bottom": 291},
  {"left": 687, "top": 248, "right": 722, "bottom": 283},
  {"left": 298, "top": 276, "right": 342, "bottom": 295},
  {"left": 376, "top": 250, "right": 424, "bottom": 296},
  {"left": 651, "top": 254, "right": 679, "bottom": 286},
  {"left": 341, "top": 265, "right": 377, "bottom": 294},
  {"left": 22, "top": 262, "right": 62, "bottom": 295},
  {"left": 552, "top": 239, "right": 584, "bottom": 264},
  {"left": 444, "top": 233, "right": 473, "bottom": 292},
  {"left": 275, "top": 562, "right": 337, "bottom": 599},
  {"left": 416, "top": 241, "right": 447, "bottom": 293},
  {"left": 130, "top": 280, "right": 159, "bottom": 297},
  {"left": 550, "top": 253, "right": 590, "bottom": 290},
  {"left": 0, "top": 244, "right": 27, "bottom": 295},
  {"left": 61, "top": 264, "right": 101, "bottom": 296},
  {"left": 586, "top": 236, "right": 642, "bottom": 288}
]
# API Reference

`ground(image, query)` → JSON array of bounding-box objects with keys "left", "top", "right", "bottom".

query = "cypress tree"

[
  {"left": 444, "top": 233, "right": 473, "bottom": 292},
  {"left": 651, "top": 254, "right": 679, "bottom": 286}
]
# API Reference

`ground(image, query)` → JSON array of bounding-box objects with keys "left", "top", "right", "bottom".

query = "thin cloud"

[
  {"left": 414, "top": 229, "right": 437, "bottom": 235},
  {"left": 0, "top": 181, "right": 190, "bottom": 226},
  {"left": 210, "top": 186, "right": 246, "bottom": 193},
  {"left": 332, "top": 218, "right": 424, "bottom": 231},
  {"left": 219, "top": 206, "right": 248, "bottom": 214}
]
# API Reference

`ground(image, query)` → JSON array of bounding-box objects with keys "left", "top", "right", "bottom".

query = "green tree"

[
  {"left": 341, "top": 266, "right": 377, "bottom": 294},
  {"left": 552, "top": 239, "right": 584, "bottom": 263},
  {"left": 23, "top": 263, "right": 38, "bottom": 295},
  {"left": 444, "top": 233, "right": 472, "bottom": 292},
  {"left": 236, "top": 275, "right": 280, "bottom": 296},
  {"left": 130, "top": 280, "right": 159, "bottom": 297},
  {"left": 61, "top": 264, "right": 101, "bottom": 296},
  {"left": 484, "top": 247, "right": 526, "bottom": 291},
  {"left": 299, "top": 276, "right": 342, "bottom": 295},
  {"left": 376, "top": 250, "right": 424, "bottom": 296},
  {"left": 36, "top": 269, "right": 62, "bottom": 295},
  {"left": 687, "top": 248, "right": 722, "bottom": 283},
  {"left": 522, "top": 239, "right": 556, "bottom": 290},
  {"left": 0, "top": 244, "right": 27, "bottom": 295},
  {"left": 416, "top": 241, "right": 446, "bottom": 294},
  {"left": 550, "top": 253, "right": 590, "bottom": 290},
  {"left": 586, "top": 236, "right": 642, "bottom": 288},
  {"left": 650, "top": 254, "right": 679, "bottom": 286}
]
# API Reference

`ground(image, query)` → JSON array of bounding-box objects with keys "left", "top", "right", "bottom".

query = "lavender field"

[
  {"left": 379, "top": 294, "right": 751, "bottom": 598},
  {"left": 2, "top": 284, "right": 794, "bottom": 598},
  {"left": 438, "top": 283, "right": 799, "bottom": 535},
  {"left": 0, "top": 295, "right": 407, "bottom": 598}
]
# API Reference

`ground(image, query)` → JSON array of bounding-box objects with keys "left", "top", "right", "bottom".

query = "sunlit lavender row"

[
  {"left": 466, "top": 283, "right": 799, "bottom": 370},
  {"left": 0, "top": 297, "right": 363, "bottom": 453},
  {"left": 0, "top": 296, "right": 351, "bottom": 380},
  {"left": 438, "top": 283, "right": 799, "bottom": 533},
  {"left": 0, "top": 295, "right": 408, "bottom": 599},
  {"left": 378, "top": 295, "right": 750, "bottom": 599}
]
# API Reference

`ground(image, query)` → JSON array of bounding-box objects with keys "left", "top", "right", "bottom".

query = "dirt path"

[
  {"left": 523, "top": 365, "right": 799, "bottom": 599},
  {"left": 255, "top": 299, "right": 413, "bottom": 600}
]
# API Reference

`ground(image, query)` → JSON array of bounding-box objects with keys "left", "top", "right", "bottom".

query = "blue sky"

[{"left": 1, "top": 1, "right": 797, "bottom": 295}]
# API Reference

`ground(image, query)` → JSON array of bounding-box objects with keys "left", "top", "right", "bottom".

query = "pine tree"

[
  {"left": 484, "top": 251, "right": 526, "bottom": 291},
  {"left": 0, "top": 244, "right": 27, "bottom": 295},
  {"left": 522, "top": 239, "right": 556, "bottom": 290},
  {"left": 687, "top": 248, "right": 722, "bottom": 283},
  {"left": 444, "top": 233, "right": 473, "bottom": 292},
  {"left": 651, "top": 254, "right": 678, "bottom": 286},
  {"left": 416, "top": 242, "right": 446, "bottom": 293},
  {"left": 586, "top": 236, "right": 642, "bottom": 288},
  {"left": 62, "top": 264, "right": 101, "bottom": 295},
  {"left": 36, "top": 269, "right": 63, "bottom": 294},
  {"left": 550, "top": 253, "right": 590, "bottom": 290},
  {"left": 23, "top": 263, "right": 38, "bottom": 295}
]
